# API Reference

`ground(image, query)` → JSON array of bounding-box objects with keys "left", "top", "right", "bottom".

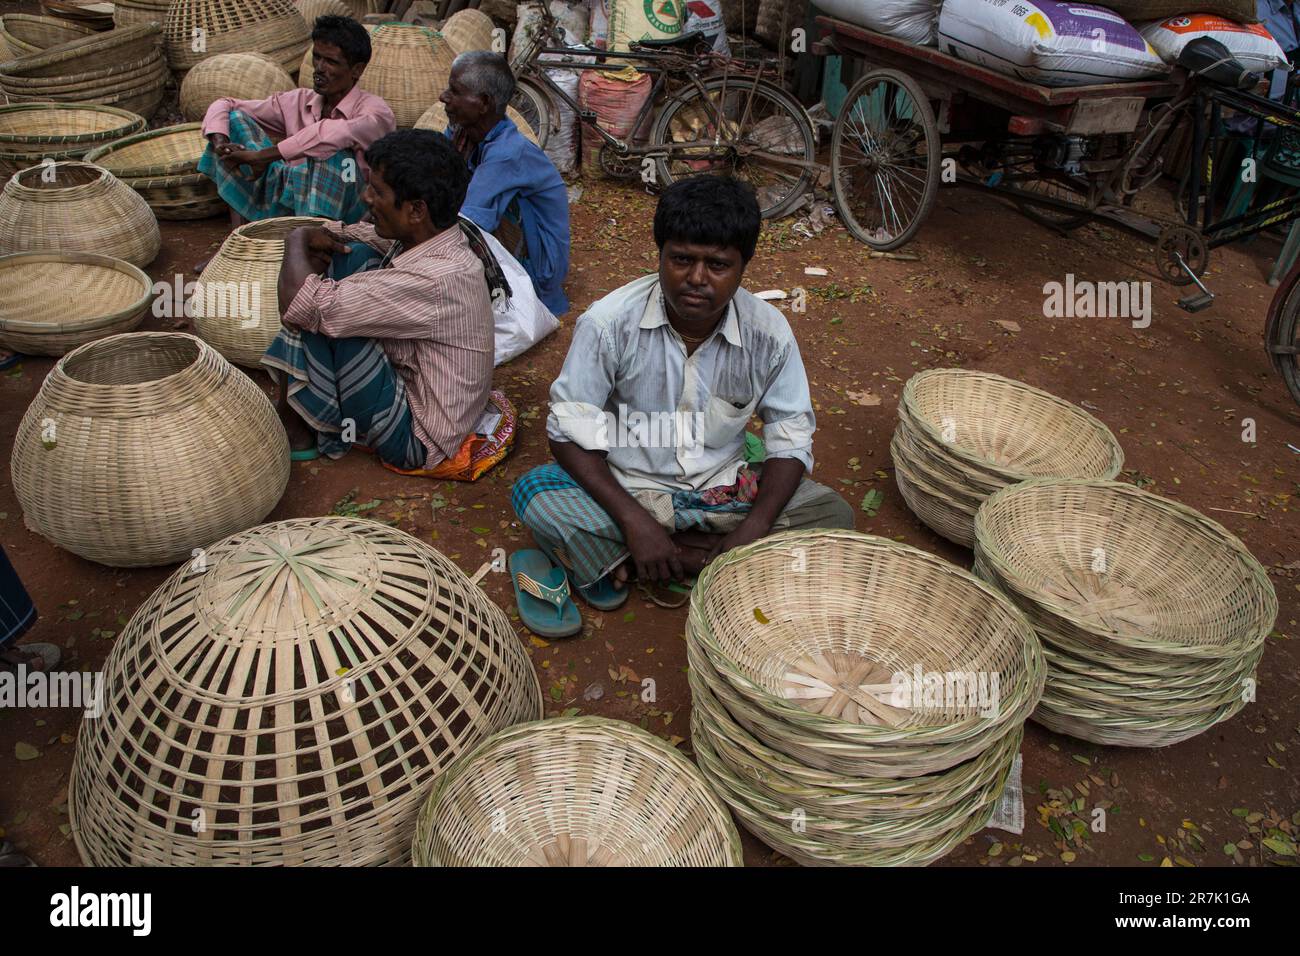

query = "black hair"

[
  {"left": 365, "top": 130, "right": 468, "bottom": 230},
  {"left": 653, "top": 175, "right": 762, "bottom": 264},
  {"left": 311, "top": 15, "right": 371, "bottom": 66}
]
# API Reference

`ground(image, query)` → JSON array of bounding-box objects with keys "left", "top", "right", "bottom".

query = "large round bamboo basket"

[
  {"left": 11, "top": 333, "right": 290, "bottom": 567},
  {"left": 297, "top": 22, "right": 376, "bottom": 87},
  {"left": 0, "top": 103, "right": 145, "bottom": 178},
  {"left": 413, "top": 717, "right": 742, "bottom": 867},
  {"left": 0, "top": 49, "right": 165, "bottom": 93},
  {"left": 365, "top": 23, "right": 453, "bottom": 128},
  {"left": 0, "top": 13, "right": 97, "bottom": 56},
  {"left": 68, "top": 515, "right": 543, "bottom": 865},
  {"left": 0, "top": 23, "right": 162, "bottom": 79},
  {"left": 414, "top": 101, "right": 539, "bottom": 145},
  {"left": 113, "top": 0, "right": 174, "bottom": 30},
  {"left": 973, "top": 478, "right": 1276, "bottom": 747},
  {"left": 40, "top": 1, "right": 116, "bottom": 32},
  {"left": 192, "top": 215, "right": 327, "bottom": 367},
  {"left": 0, "top": 252, "right": 152, "bottom": 355},
  {"left": 441, "top": 8, "right": 495, "bottom": 56},
  {"left": 83, "top": 123, "right": 224, "bottom": 219},
  {"left": 293, "top": 0, "right": 350, "bottom": 26},
  {"left": 165, "top": 0, "right": 310, "bottom": 77},
  {"left": 178, "top": 51, "right": 295, "bottom": 122},
  {"left": 891, "top": 369, "right": 1124, "bottom": 547},
  {"left": 0, "top": 161, "right": 161, "bottom": 268}
]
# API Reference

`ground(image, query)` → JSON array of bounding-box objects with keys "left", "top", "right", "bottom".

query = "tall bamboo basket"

[
  {"left": 68, "top": 515, "right": 543, "bottom": 865},
  {"left": 364, "top": 23, "right": 453, "bottom": 128},
  {"left": 11, "top": 332, "right": 291, "bottom": 567},
  {"left": 165, "top": 0, "right": 310, "bottom": 78},
  {"left": 0, "top": 161, "right": 161, "bottom": 268},
  {"left": 413, "top": 717, "right": 743, "bottom": 867},
  {"left": 179, "top": 51, "right": 295, "bottom": 122}
]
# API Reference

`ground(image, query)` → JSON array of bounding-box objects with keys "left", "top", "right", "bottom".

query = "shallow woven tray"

[
  {"left": 0, "top": 102, "right": 145, "bottom": 176},
  {"left": 0, "top": 13, "right": 97, "bottom": 56},
  {"left": 0, "top": 23, "right": 162, "bottom": 79},
  {"left": 40, "top": 1, "right": 116, "bottom": 31},
  {"left": 412, "top": 717, "right": 742, "bottom": 867},
  {"left": 0, "top": 46, "right": 164, "bottom": 91},
  {"left": 0, "top": 251, "right": 152, "bottom": 355},
  {"left": 83, "top": 123, "right": 206, "bottom": 178}
]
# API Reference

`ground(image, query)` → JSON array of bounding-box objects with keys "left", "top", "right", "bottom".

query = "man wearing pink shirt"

[{"left": 198, "top": 15, "right": 395, "bottom": 226}]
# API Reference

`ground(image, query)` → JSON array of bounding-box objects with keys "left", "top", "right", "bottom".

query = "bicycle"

[{"left": 505, "top": 7, "right": 820, "bottom": 220}]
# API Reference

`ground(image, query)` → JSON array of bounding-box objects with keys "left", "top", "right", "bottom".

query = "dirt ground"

[{"left": 1, "top": 166, "right": 1297, "bottom": 868}]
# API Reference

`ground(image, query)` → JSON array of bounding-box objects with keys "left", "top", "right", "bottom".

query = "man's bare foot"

[
  {"left": 278, "top": 405, "right": 315, "bottom": 452},
  {"left": 612, "top": 561, "right": 631, "bottom": 591}
]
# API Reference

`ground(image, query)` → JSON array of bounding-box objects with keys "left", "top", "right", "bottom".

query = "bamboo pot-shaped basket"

[
  {"left": 972, "top": 478, "right": 1277, "bottom": 747},
  {"left": 179, "top": 51, "right": 295, "bottom": 122},
  {"left": 82, "top": 123, "right": 224, "bottom": 219},
  {"left": 890, "top": 369, "right": 1124, "bottom": 547},
  {"left": 440, "top": 8, "right": 495, "bottom": 56},
  {"left": 0, "top": 161, "right": 161, "bottom": 268},
  {"left": 0, "top": 252, "right": 153, "bottom": 355},
  {"left": 165, "top": 0, "right": 311, "bottom": 78},
  {"left": 0, "top": 103, "right": 145, "bottom": 178},
  {"left": 0, "top": 13, "right": 97, "bottom": 56},
  {"left": 413, "top": 717, "right": 742, "bottom": 867},
  {"left": 10, "top": 332, "right": 291, "bottom": 568},
  {"left": 192, "top": 215, "right": 326, "bottom": 367},
  {"left": 364, "top": 23, "right": 453, "bottom": 128},
  {"left": 415, "top": 101, "right": 540, "bottom": 145},
  {"left": 69, "top": 516, "right": 543, "bottom": 865}
]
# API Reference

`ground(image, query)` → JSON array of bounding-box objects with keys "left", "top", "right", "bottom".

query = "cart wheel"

[
  {"left": 831, "top": 68, "right": 940, "bottom": 251},
  {"left": 599, "top": 143, "right": 640, "bottom": 181},
  {"left": 508, "top": 77, "right": 551, "bottom": 151},
  {"left": 1265, "top": 271, "right": 1300, "bottom": 408},
  {"left": 1155, "top": 225, "right": 1208, "bottom": 286}
]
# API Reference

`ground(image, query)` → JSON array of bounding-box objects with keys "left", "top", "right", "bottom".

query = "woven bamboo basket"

[
  {"left": 441, "top": 8, "right": 494, "bottom": 56},
  {"left": 414, "top": 101, "right": 539, "bottom": 145},
  {"left": 891, "top": 368, "right": 1124, "bottom": 547},
  {"left": 0, "top": 161, "right": 161, "bottom": 268},
  {"left": 298, "top": 22, "right": 376, "bottom": 87},
  {"left": 192, "top": 215, "right": 327, "bottom": 366},
  {"left": 0, "top": 252, "right": 152, "bottom": 355},
  {"left": 10, "top": 333, "right": 289, "bottom": 567},
  {"left": 15, "top": 77, "right": 170, "bottom": 121},
  {"left": 178, "top": 52, "right": 295, "bottom": 122},
  {"left": 82, "top": 123, "right": 223, "bottom": 218},
  {"left": 165, "top": 0, "right": 310, "bottom": 77},
  {"left": 0, "top": 102, "right": 145, "bottom": 177},
  {"left": 40, "top": 1, "right": 116, "bottom": 32},
  {"left": 972, "top": 478, "right": 1276, "bottom": 747},
  {"left": 293, "top": 0, "right": 351, "bottom": 26},
  {"left": 721, "top": 0, "right": 760, "bottom": 36},
  {"left": 0, "top": 23, "right": 162, "bottom": 79},
  {"left": 687, "top": 529, "right": 1045, "bottom": 777},
  {"left": 365, "top": 23, "right": 453, "bottom": 128},
  {"left": 0, "top": 13, "right": 97, "bottom": 56},
  {"left": 113, "top": 0, "right": 175, "bottom": 30},
  {"left": 68, "top": 515, "right": 543, "bottom": 865},
  {"left": 0, "top": 49, "right": 165, "bottom": 93},
  {"left": 412, "top": 717, "right": 742, "bottom": 867},
  {"left": 754, "top": 0, "right": 805, "bottom": 46}
]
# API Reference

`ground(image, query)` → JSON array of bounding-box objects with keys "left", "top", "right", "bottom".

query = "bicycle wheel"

[
  {"left": 1265, "top": 267, "right": 1300, "bottom": 407},
  {"left": 1004, "top": 174, "right": 1097, "bottom": 231},
  {"left": 831, "top": 69, "right": 939, "bottom": 250},
  {"left": 509, "top": 76, "right": 551, "bottom": 151},
  {"left": 651, "top": 76, "right": 817, "bottom": 220}
]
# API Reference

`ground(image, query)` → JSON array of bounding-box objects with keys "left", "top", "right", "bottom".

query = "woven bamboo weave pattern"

[
  {"left": 179, "top": 52, "right": 295, "bottom": 122},
  {"left": 165, "top": 0, "right": 311, "bottom": 77},
  {"left": 0, "top": 161, "right": 161, "bottom": 268},
  {"left": 10, "top": 332, "right": 291, "bottom": 568},
  {"left": 440, "top": 8, "right": 494, "bottom": 56},
  {"left": 113, "top": 0, "right": 175, "bottom": 30},
  {"left": 83, "top": 123, "right": 224, "bottom": 219},
  {"left": 0, "top": 252, "right": 152, "bottom": 355},
  {"left": 192, "top": 215, "right": 327, "bottom": 367},
  {"left": 0, "top": 23, "right": 162, "bottom": 79},
  {"left": 415, "top": 101, "right": 539, "bottom": 145},
  {"left": 293, "top": 0, "right": 351, "bottom": 26},
  {"left": 0, "top": 13, "right": 97, "bottom": 55},
  {"left": 40, "top": 1, "right": 115, "bottom": 31},
  {"left": 0, "top": 103, "right": 145, "bottom": 177},
  {"left": 413, "top": 717, "right": 742, "bottom": 866},
  {"left": 68, "top": 516, "right": 543, "bottom": 865},
  {"left": 364, "top": 23, "right": 453, "bottom": 128}
]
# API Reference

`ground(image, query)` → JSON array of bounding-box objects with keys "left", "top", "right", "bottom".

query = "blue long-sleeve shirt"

[{"left": 446, "top": 118, "right": 571, "bottom": 315}]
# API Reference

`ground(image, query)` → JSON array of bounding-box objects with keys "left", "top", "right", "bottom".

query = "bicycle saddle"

[
  {"left": 1176, "top": 37, "right": 1257, "bottom": 90},
  {"left": 629, "top": 30, "right": 714, "bottom": 53}
]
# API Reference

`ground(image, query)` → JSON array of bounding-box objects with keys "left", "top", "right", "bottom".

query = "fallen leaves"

[{"left": 15, "top": 742, "right": 41, "bottom": 761}]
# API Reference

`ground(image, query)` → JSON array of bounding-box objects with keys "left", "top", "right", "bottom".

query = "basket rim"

[
  {"left": 687, "top": 528, "right": 1046, "bottom": 745},
  {"left": 414, "top": 715, "right": 744, "bottom": 866},
  {"left": 6, "top": 158, "right": 110, "bottom": 193},
  {"left": 900, "top": 367, "right": 1125, "bottom": 482},
  {"left": 0, "top": 22, "right": 161, "bottom": 78},
  {"left": 972, "top": 477, "right": 1278, "bottom": 660},
  {"left": 82, "top": 122, "right": 204, "bottom": 178},
  {"left": 0, "top": 251, "right": 153, "bottom": 335},
  {"left": 52, "top": 331, "right": 218, "bottom": 399},
  {"left": 0, "top": 103, "right": 145, "bottom": 146}
]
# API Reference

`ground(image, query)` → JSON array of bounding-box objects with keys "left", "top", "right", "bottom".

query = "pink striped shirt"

[
  {"left": 283, "top": 221, "right": 495, "bottom": 468},
  {"left": 202, "top": 85, "right": 395, "bottom": 176}
]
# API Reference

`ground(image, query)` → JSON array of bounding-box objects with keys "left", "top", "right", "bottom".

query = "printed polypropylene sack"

[
  {"left": 815, "top": 0, "right": 941, "bottom": 46},
  {"left": 540, "top": 47, "right": 587, "bottom": 172},
  {"left": 482, "top": 227, "right": 561, "bottom": 366},
  {"left": 938, "top": 0, "right": 1170, "bottom": 87},
  {"left": 684, "top": 0, "right": 730, "bottom": 54},
  {"left": 590, "top": 0, "right": 610, "bottom": 48},
  {"left": 608, "top": 0, "right": 682, "bottom": 51},
  {"left": 1140, "top": 15, "right": 1288, "bottom": 73}
]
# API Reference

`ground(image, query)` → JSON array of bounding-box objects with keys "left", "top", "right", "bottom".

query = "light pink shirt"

[{"left": 202, "top": 85, "right": 395, "bottom": 176}]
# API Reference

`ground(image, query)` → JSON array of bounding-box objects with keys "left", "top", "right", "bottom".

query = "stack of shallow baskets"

[
  {"left": 0, "top": 103, "right": 144, "bottom": 178},
  {"left": 84, "top": 123, "right": 223, "bottom": 219},
  {"left": 687, "top": 529, "right": 1046, "bottom": 866},
  {"left": 0, "top": 23, "right": 169, "bottom": 120},
  {"left": 973, "top": 478, "right": 1277, "bottom": 747},
  {"left": 113, "top": 0, "right": 175, "bottom": 29},
  {"left": 0, "top": 13, "right": 97, "bottom": 57},
  {"left": 891, "top": 368, "right": 1125, "bottom": 548}
]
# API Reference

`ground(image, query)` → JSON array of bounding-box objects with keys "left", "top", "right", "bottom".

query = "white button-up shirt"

[{"left": 546, "top": 274, "right": 816, "bottom": 493}]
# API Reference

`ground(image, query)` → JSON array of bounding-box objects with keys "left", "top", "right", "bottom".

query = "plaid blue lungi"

[{"left": 197, "top": 110, "right": 369, "bottom": 223}]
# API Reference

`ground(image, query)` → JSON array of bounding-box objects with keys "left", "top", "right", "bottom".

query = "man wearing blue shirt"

[{"left": 440, "top": 51, "right": 572, "bottom": 316}]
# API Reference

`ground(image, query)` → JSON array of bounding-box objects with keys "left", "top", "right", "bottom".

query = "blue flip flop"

[
  {"left": 545, "top": 547, "right": 628, "bottom": 611},
  {"left": 510, "top": 549, "right": 582, "bottom": 639}
]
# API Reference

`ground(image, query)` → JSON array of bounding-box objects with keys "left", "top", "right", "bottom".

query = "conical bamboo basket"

[
  {"left": 413, "top": 717, "right": 743, "bottom": 867},
  {"left": 68, "top": 515, "right": 543, "bottom": 865},
  {"left": 0, "top": 103, "right": 145, "bottom": 178},
  {"left": 0, "top": 161, "right": 161, "bottom": 268},
  {"left": 165, "top": 0, "right": 310, "bottom": 77},
  {"left": 192, "top": 215, "right": 327, "bottom": 367},
  {"left": 440, "top": 8, "right": 495, "bottom": 56},
  {"left": 364, "top": 23, "right": 453, "bottom": 128},
  {"left": 10, "top": 332, "right": 291, "bottom": 567},
  {"left": 179, "top": 51, "right": 295, "bottom": 122},
  {"left": 415, "top": 101, "right": 539, "bottom": 145}
]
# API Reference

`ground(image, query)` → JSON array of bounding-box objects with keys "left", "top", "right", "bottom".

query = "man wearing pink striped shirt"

[
  {"left": 263, "top": 130, "right": 497, "bottom": 472},
  {"left": 198, "top": 16, "right": 395, "bottom": 226}
]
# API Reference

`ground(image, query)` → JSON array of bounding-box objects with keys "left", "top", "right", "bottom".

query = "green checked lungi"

[
  {"left": 198, "top": 109, "right": 369, "bottom": 223},
  {"left": 510, "top": 463, "right": 856, "bottom": 589}
]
